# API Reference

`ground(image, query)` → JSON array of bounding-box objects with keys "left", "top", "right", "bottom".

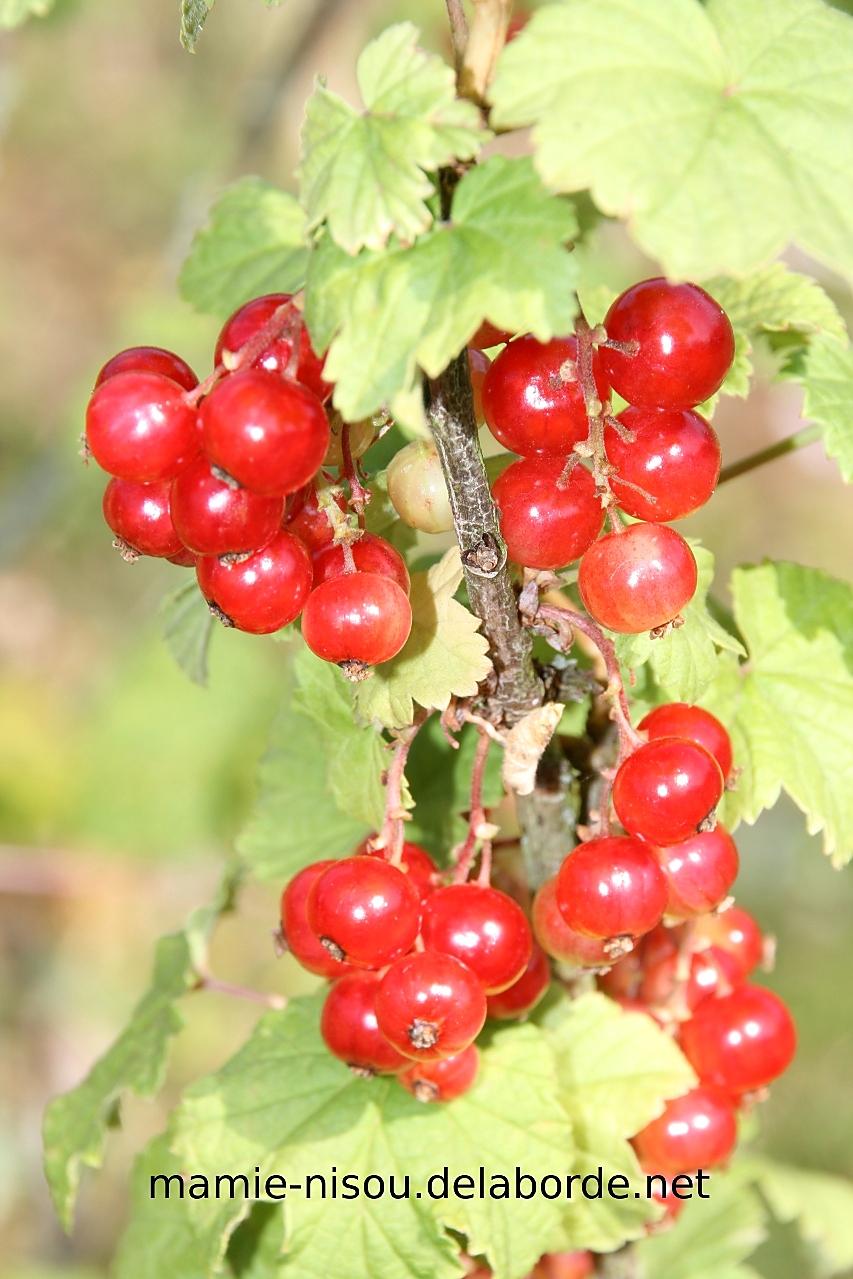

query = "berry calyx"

[
  {"left": 692, "top": 906, "right": 764, "bottom": 979},
  {"left": 398, "top": 1044, "right": 479, "bottom": 1102},
  {"left": 196, "top": 529, "right": 312, "bottom": 633},
  {"left": 301, "top": 573, "right": 413, "bottom": 671},
  {"left": 578, "top": 523, "right": 698, "bottom": 634},
  {"left": 493, "top": 457, "right": 604, "bottom": 570},
  {"left": 215, "top": 293, "right": 330, "bottom": 402},
  {"left": 556, "top": 837, "right": 668, "bottom": 941},
  {"left": 356, "top": 838, "right": 439, "bottom": 902},
  {"left": 633, "top": 1086, "right": 738, "bottom": 1174},
  {"left": 312, "top": 532, "right": 410, "bottom": 596},
  {"left": 386, "top": 439, "right": 454, "bottom": 534},
  {"left": 307, "top": 856, "right": 421, "bottom": 968},
  {"left": 86, "top": 371, "right": 198, "bottom": 483},
  {"left": 533, "top": 878, "right": 613, "bottom": 968},
  {"left": 375, "top": 950, "right": 486, "bottom": 1061},
  {"left": 612, "top": 738, "right": 724, "bottom": 846},
  {"left": 639, "top": 703, "right": 733, "bottom": 782},
  {"left": 95, "top": 346, "right": 198, "bottom": 392},
  {"left": 487, "top": 942, "right": 550, "bottom": 1019},
  {"left": 170, "top": 456, "right": 284, "bottom": 557},
  {"left": 680, "top": 984, "right": 796, "bottom": 1094},
  {"left": 280, "top": 861, "right": 355, "bottom": 979},
  {"left": 421, "top": 883, "right": 533, "bottom": 993},
  {"left": 102, "top": 477, "right": 183, "bottom": 559},
  {"left": 321, "top": 971, "right": 408, "bottom": 1075},
  {"left": 601, "top": 278, "right": 734, "bottom": 409},
  {"left": 200, "top": 369, "right": 330, "bottom": 496},
  {"left": 655, "top": 828, "right": 739, "bottom": 919},
  {"left": 605, "top": 407, "right": 721, "bottom": 522}
]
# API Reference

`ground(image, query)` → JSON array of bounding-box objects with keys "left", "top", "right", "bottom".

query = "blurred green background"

[{"left": 0, "top": 2, "right": 851, "bottom": 1277}]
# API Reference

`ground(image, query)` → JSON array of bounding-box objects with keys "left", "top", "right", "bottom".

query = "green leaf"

[
  {"left": 180, "top": 0, "right": 213, "bottom": 51},
  {"left": 171, "top": 994, "right": 574, "bottom": 1279},
  {"left": 0, "top": 0, "right": 53, "bottom": 26},
  {"left": 637, "top": 1168, "right": 767, "bottom": 1279},
  {"left": 617, "top": 544, "right": 745, "bottom": 702},
  {"left": 43, "top": 872, "right": 238, "bottom": 1229},
  {"left": 745, "top": 1157, "right": 853, "bottom": 1275},
  {"left": 490, "top": 0, "right": 853, "bottom": 283},
  {"left": 701, "top": 561, "right": 853, "bottom": 864},
  {"left": 300, "top": 23, "right": 483, "bottom": 254},
  {"left": 237, "top": 647, "right": 386, "bottom": 882},
  {"left": 180, "top": 178, "right": 308, "bottom": 316},
  {"left": 404, "top": 719, "right": 505, "bottom": 862},
  {"left": 160, "top": 580, "right": 214, "bottom": 687},
  {"left": 799, "top": 334, "right": 853, "bottom": 482},
  {"left": 354, "top": 547, "right": 492, "bottom": 729},
  {"left": 305, "top": 156, "right": 578, "bottom": 427}
]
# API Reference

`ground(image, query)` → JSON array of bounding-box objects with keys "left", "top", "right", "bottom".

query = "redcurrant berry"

[
  {"left": 598, "top": 924, "right": 676, "bottom": 1001},
  {"left": 355, "top": 839, "right": 439, "bottom": 902},
  {"left": 605, "top": 407, "right": 721, "bottom": 522},
  {"left": 301, "top": 573, "right": 413, "bottom": 670},
  {"left": 493, "top": 457, "right": 604, "bottom": 569},
  {"left": 692, "top": 906, "right": 763, "bottom": 979},
  {"left": 375, "top": 950, "right": 486, "bottom": 1061},
  {"left": 307, "top": 855, "right": 420, "bottom": 968},
  {"left": 321, "top": 971, "right": 407, "bottom": 1074},
  {"left": 168, "top": 546, "right": 198, "bottom": 568},
  {"left": 639, "top": 943, "right": 744, "bottom": 1013},
  {"left": 646, "top": 1173, "right": 688, "bottom": 1226},
  {"left": 639, "top": 703, "right": 733, "bottom": 782},
  {"left": 633, "top": 1086, "right": 737, "bottom": 1174},
  {"left": 482, "top": 335, "right": 608, "bottom": 456},
  {"left": 284, "top": 483, "right": 346, "bottom": 553},
  {"left": 578, "top": 523, "right": 698, "bottom": 633},
  {"left": 398, "top": 1044, "right": 479, "bottom": 1102},
  {"left": 471, "top": 320, "right": 512, "bottom": 349},
  {"left": 102, "top": 477, "right": 183, "bottom": 558},
  {"left": 200, "top": 369, "right": 329, "bottom": 497},
  {"left": 601, "top": 279, "right": 734, "bottom": 409},
  {"left": 421, "top": 883, "right": 533, "bottom": 993},
  {"left": 170, "top": 456, "right": 283, "bottom": 557},
  {"left": 534, "top": 878, "right": 613, "bottom": 968},
  {"left": 196, "top": 529, "right": 312, "bottom": 633},
  {"left": 312, "top": 533, "right": 410, "bottom": 596},
  {"left": 86, "top": 371, "right": 198, "bottom": 483},
  {"left": 387, "top": 440, "right": 453, "bottom": 534},
  {"left": 556, "top": 837, "right": 667, "bottom": 940},
  {"left": 613, "top": 738, "right": 724, "bottom": 846},
  {"left": 532, "top": 1252, "right": 594, "bottom": 1279},
  {"left": 487, "top": 942, "right": 550, "bottom": 1019},
  {"left": 95, "top": 346, "right": 198, "bottom": 392},
  {"left": 680, "top": 985, "right": 796, "bottom": 1094},
  {"left": 215, "top": 293, "right": 330, "bottom": 402},
  {"left": 280, "top": 861, "right": 355, "bottom": 979},
  {"left": 655, "top": 828, "right": 739, "bottom": 919}
]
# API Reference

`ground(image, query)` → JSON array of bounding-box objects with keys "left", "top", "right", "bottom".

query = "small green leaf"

[
  {"left": 490, "top": 0, "right": 853, "bottom": 283},
  {"left": 0, "top": 0, "right": 53, "bottom": 26},
  {"left": 160, "top": 580, "right": 214, "bottom": 687},
  {"left": 799, "top": 333, "right": 853, "bottom": 482},
  {"left": 745, "top": 1156, "right": 853, "bottom": 1275},
  {"left": 180, "top": 0, "right": 213, "bottom": 51},
  {"left": 300, "top": 23, "right": 483, "bottom": 254},
  {"left": 637, "top": 1168, "right": 767, "bottom": 1279},
  {"left": 180, "top": 178, "right": 308, "bottom": 316},
  {"left": 354, "top": 547, "right": 492, "bottom": 729}
]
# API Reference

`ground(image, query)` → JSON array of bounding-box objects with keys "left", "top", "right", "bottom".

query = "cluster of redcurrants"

[
  {"left": 532, "top": 701, "right": 796, "bottom": 1216},
  {"left": 483, "top": 278, "right": 735, "bottom": 634},
  {"left": 84, "top": 295, "right": 414, "bottom": 672}
]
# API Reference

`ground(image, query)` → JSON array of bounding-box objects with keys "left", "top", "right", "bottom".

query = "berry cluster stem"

[
  {"left": 453, "top": 730, "right": 493, "bottom": 883},
  {"left": 375, "top": 715, "right": 426, "bottom": 865},
  {"left": 185, "top": 301, "right": 302, "bottom": 407}
]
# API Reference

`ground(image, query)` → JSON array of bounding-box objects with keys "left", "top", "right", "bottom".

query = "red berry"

[
  {"left": 215, "top": 293, "right": 330, "bottom": 402},
  {"left": 639, "top": 703, "right": 733, "bottom": 782},
  {"left": 532, "top": 1252, "right": 594, "bottom": 1279},
  {"left": 302, "top": 573, "right": 412, "bottom": 669},
  {"left": 196, "top": 529, "right": 312, "bottom": 633},
  {"left": 471, "top": 320, "right": 512, "bottom": 349},
  {"left": 605, "top": 407, "right": 721, "bottom": 522},
  {"left": 312, "top": 533, "right": 410, "bottom": 596},
  {"left": 533, "top": 878, "right": 613, "bottom": 968},
  {"left": 556, "top": 837, "right": 667, "bottom": 941},
  {"left": 321, "top": 971, "right": 408, "bottom": 1074},
  {"left": 200, "top": 369, "right": 329, "bottom": 497},
  {"left": 646, "top": 1173, "right": 688, "bottom": 1226},
  {"left": 421, "top": 883, "right": 533, "bottom": 994},
  {"left": 680, "top": 985, "right": 796, "bottom": 1094},
  {"left": 398, "top": 1044, "right": 479, "bottom": 1102},
  {"left": 284, "top": 483, "right": 346, "bottom": 553},
  {"left": 170, "top": 456, "right": 283, "bottom": 557},
  {"left": 168, "top": 546, "right": 198, "bottom": 568},
  {"left": 493, "top": 457, "right": 603, "bottom": 569},
  {"left": 640, "top": 943, "right": 744, "bottom": 1013},
  {"left": 375, "top": 951, "right": 486, "bottom": 1061},
  {"left": 356, "top": 839, "right": 439, "bottom": 902},
  {"left": 482, "top": 335, "right": 608, "bottom": 456},
  {"left": 95, "top": 346, "right": 198, "bottom": 392},
  {"left": 86, "top": 370, "right": 198, "bottom": 483},
  {"left": 692, "top": 906, "right": 763, "bottom": 979},
  {"left": 280, "top": 861, "right": 355, "bottom": 979},
  {"left": 487, "top": 942, "right": 550, "bottom": 1019},
  {"left": 613, "top": 738, "right": 724, "bottom": 846},
  {"left": 601, "top": 279, "right": 734, "bottom": 409},
  {"left": 307, "top": 856, "right": 420, "bottom": 969},
  {"left": 578, "top": 523, "right": 698, "bottom": 633},
  {"left": 102, "top": 478, "right": 183, "bottom": 558},
  {"left": 633, "top": 1086, "right": 738, "bottom": 1174},
  {"left": 656, "top": 828, "right": 739, "bottom": 919}
]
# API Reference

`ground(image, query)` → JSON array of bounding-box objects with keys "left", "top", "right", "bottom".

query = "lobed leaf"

[
  {"left": 744, "top": 1156, "right": 853, "bottom": 1275},
  {"left": 180, "top": 0, "right": 214, "bottom": 51},
  {"left": 799, "top": 333, "right": 853, "bottom": 482},
  {"left": 636, "top": 1167, "right": 767, "bottom": 1279}
]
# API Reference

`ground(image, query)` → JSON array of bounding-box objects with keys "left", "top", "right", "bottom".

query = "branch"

[{"left": 718, "top": 423, "right": 821, "bottom": 483}]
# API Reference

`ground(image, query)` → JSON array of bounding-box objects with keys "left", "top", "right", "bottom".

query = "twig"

[
  {"left": 195, "top": 972, "right": 286, "bottom": 1011},
  {"left": 718, "top": 423, "right": 821, "bottom": 483}
]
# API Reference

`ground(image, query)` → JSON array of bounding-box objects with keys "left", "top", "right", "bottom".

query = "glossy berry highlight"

[
  {"left": 102, "top": 478, "right": 183, "bottom": 559},
  {"left": 655, "top": 828, "right": 739, "bottom": 919},
  {"left": 95, "top": 346, "right": 198, "bottom": 392},
  {"left": 633, "top": 1086, "right": 738, "bottom": 1174},
  {"left": 639, "top": 703, "right": 733, "bottom": 782},
  {"left": 533, "top": 878, "right": 613, "bottom": 968},
  {"left": 312, "top": 532, "right": 410, "bottom": 596},
  {"left": 86, "top": 370, "right": 198, "bottom": 483},
  {"left": 680, "top": 984, "right": 796, "bottom": 1095},
  {"left": 421, "top": 883, "right": 533, "bottom": 994},
  {"left": 196, "top": 529, "right": 312, "bottom": 634},
  {"left": 170, "top": 456, "right": 283, "bottom": 557},
  {"left": 215, "top": 293, "right": 330, "bottom": 402},
  {"left": 321, "top": 971, "right": 407, "bottom": 1075},
  {"left": 302, "top": 573, "right": 413, "bottom": 670},
  {"left": 280, "top": 861, "right": 355, "bottom": 979},
  {"left": 605, "top": 407, "right": 721, "bottom": 522}
]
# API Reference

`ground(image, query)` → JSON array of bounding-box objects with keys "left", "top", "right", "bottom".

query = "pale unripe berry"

[{"left": 387, "top": 440, "right": 454, "bottom": 534}]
